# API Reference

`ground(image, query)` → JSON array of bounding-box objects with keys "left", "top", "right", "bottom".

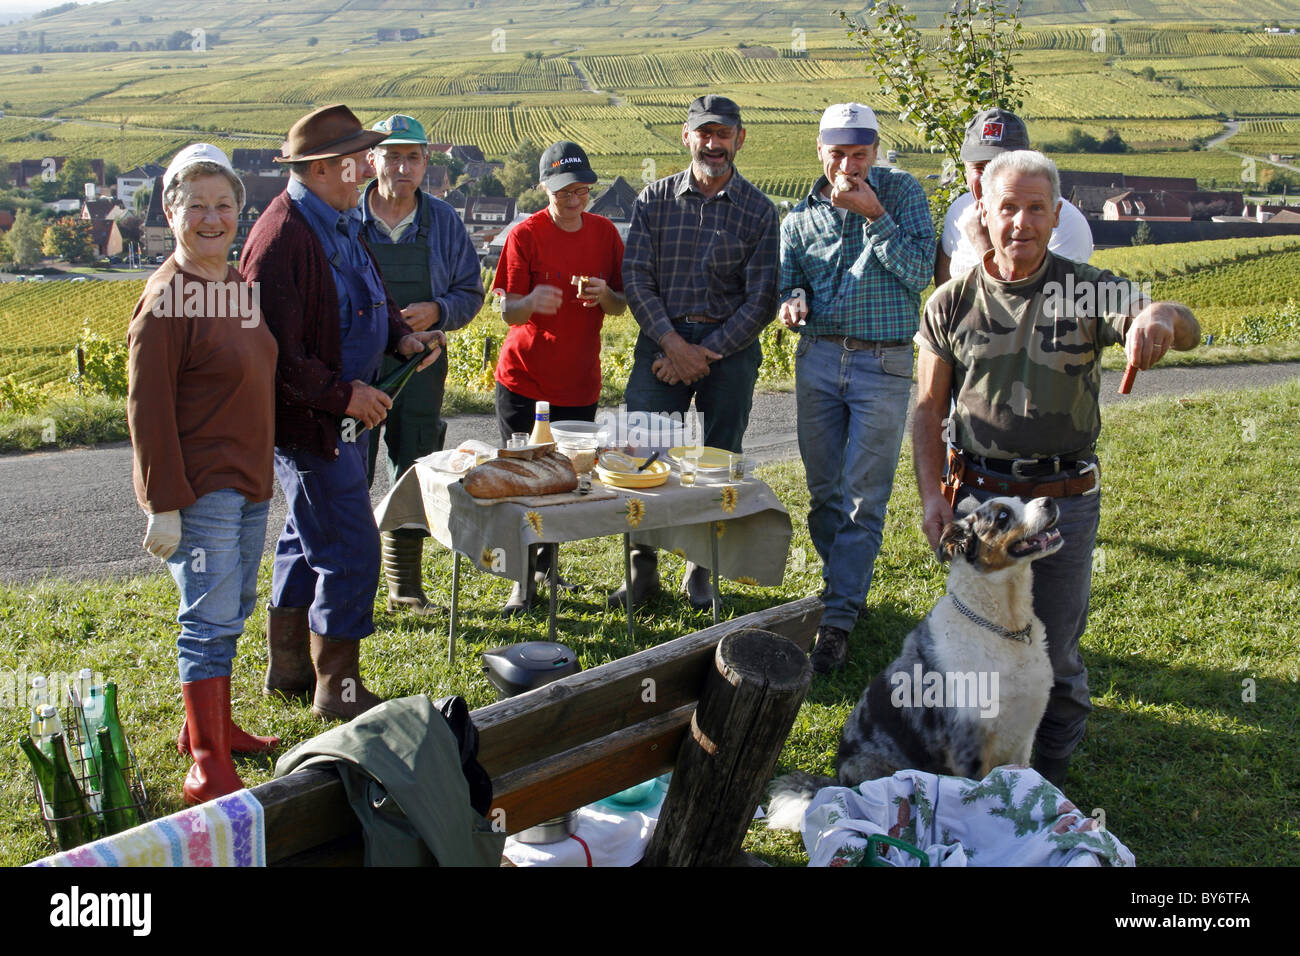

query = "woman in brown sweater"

[{"left": 127, "top": 144, "right": 280, "bottom": 805}]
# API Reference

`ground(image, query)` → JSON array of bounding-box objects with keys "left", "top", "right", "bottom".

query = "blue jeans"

[
  {"left": 796, "top": 336, "right": 912, "bottom": 633},
  {"left": 956, "top": 481, "right": 1100, "bottom": 761},
  {"left": 624, "top": 323, "right": 762, "bottom": 454},
  {"left": 271, "top": 439, "right": 380, "bottom": 640},
  {"left": 165, "top": 489, "right": 270, "bottom": 684}
]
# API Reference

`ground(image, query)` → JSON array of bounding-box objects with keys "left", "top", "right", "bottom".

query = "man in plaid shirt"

[
  {"left": 778, "top": 103, "right": 935, "bottom": 672},
  {"left": 613, "top": 94, "right": 779, "bottom": 612}
]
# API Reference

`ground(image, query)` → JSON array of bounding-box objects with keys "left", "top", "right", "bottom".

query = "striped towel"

[{"left": 29, "top": 790, "right": 265, "bottom": 867}]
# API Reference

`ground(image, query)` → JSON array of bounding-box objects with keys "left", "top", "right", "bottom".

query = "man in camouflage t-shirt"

[{"left": 913, "top": 150, "right": 1200, "bottom": 786}]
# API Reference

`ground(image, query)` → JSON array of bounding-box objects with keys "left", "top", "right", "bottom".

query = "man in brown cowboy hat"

[{"left": 241, "top": 104, "right": 445, "bottom": 721}]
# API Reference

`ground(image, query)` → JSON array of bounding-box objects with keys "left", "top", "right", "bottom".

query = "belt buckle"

[
  {"left": 839, "top": 335, "right": 859, "bottom": 352},
  {"left": 1012, "top": 456, "right": 1060, "bottom": 480},
  {"left": 1078, "top": 461, "right": 1100, "bottom": 495}
]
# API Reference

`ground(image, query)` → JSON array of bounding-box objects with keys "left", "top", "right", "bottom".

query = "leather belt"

[
  {"left": 817, "top": 334, "right": 911, "bottom": 350},
  {"left": 942, "top": 448, "right": 1099, "bottom": 504},
  {"left": 964, "top": 449, "right": 1094, "bottom": 479},
  {"left": 676, "top": 314, "right": 723, "bottom": 324}
]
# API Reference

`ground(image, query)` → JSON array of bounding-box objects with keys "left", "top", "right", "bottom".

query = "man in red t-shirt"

[{"left": 492, "top": 140, "right": 627, "bottom": 611}]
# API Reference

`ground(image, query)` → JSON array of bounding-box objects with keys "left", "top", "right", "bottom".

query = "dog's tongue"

[{"left": 1011, "top": 528, "right": 1062, "bottom": 556}]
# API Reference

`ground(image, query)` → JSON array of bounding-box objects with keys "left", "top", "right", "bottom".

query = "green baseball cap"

[{"left": 371, "top": 114, "right": 429, "bottom": 146}]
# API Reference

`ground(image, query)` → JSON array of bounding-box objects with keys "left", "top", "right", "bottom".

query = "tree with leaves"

[
  {"left": 6, "top": 209, "right": 45, "bottom": 267},
  {"left": 56, "top": 156, "right": 95, "bottom": 200},
  {"left": 42, "top": 218, "right": 94, "bottom": 263},
  {"left": 497, "top": 139, "right": 542, "bottom": 198},
  {"left": 840, "top": 0, "right": 1026, "bottom": 213},
  {"left": 466, "top": 172, "right": 506, "bottom": 198}
]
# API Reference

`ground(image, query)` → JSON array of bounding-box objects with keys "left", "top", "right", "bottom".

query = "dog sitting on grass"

[{"left": 768, "top": 496, "right": 1063, "bottom": 831}]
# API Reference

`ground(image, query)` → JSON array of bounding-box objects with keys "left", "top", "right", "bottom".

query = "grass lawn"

[{"left": 2, "top": 380, "right": 1297, "bottom": 866}]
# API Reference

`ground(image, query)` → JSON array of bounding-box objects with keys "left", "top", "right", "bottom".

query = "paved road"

[{"left": 2, "top": 360, "right": 1296, "bottom": 584}]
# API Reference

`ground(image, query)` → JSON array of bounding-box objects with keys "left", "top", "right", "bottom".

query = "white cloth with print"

[{"left": 800, "top": 767, "right": 1135, "bottom": 867}]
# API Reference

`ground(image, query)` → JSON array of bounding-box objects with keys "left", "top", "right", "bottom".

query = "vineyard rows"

[
  {"left": 0, "top": 281, "right": 143, "bottom": 351},
  {"left": 749, "top": 176, "right": 817, "bottom": 200},
  {"left": 578, "top": 50, "right": 863, "bottom": 91},
  {"left": 1153, "top": 251, "right": 1300, "bottom": 308},
  {"left": 1092, "top": 235, "right": 1300, "bottom": 280},
  {"left": 1024, "top": 72, "right": 1215, "bottom": 120},
  {"left": 1202, "top": 88, "right": 1300, "bottom": 117}
]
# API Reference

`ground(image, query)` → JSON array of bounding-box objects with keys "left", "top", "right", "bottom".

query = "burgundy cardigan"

[{"left": 240, "top": 189, "right": 413, "bottom": 458}]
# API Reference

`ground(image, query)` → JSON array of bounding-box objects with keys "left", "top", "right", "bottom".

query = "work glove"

[{"left": 143, "top": 510, "right": 182, "bottom": 560}]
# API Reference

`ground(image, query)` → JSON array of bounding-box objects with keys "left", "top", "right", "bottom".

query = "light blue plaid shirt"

[{"left": 779, "top": 166, "right": 934, "bottom": 341}]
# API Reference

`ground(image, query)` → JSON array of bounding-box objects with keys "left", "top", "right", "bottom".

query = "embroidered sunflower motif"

[
  {"left": 480, "top": 548, "right": 495, "bottom": 569},
  {"left": 525, "top": 510, "right": 543, "bottom": 536},
  {"left": 734, "top": 575, "right": 760, "bottom": 587},
  {"left": 716, "top": 485, "right": 738, "bottom": 514},
  {"left": 624, "top": 499, "right": 646, "bottom": 529},
  {"left": 714, "top": 520, "right": 725, "bottom": 538}
]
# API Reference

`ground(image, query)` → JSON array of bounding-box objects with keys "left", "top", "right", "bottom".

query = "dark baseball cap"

[
  {"left": 960, "top": 108, "right": 1031, "bottom": 162},
  {"left": 539, "top": 140, "right": 598, "bottom": 189},
  {"left": 686, "top": 94, "right": 742, "bottom": 130}
]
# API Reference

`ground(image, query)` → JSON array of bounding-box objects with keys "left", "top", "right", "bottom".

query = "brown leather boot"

[
  {"left": 382, "top": 530, "right": 441, "bottom": 615},
  {"left": 264, "top": 604, "right": 314, "bottom": 702},
  {"left": 309, "top": 632, "right": 384, "bottom": 721}
]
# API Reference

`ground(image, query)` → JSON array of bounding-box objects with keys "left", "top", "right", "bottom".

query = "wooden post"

[{"left": 642, "top": 628, "right": 811, "bottom": 867}]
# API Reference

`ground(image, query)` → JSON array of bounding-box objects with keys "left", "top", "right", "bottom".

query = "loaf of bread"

[{"left": 463, "top": 452, "right": 579, "bottom": 498}]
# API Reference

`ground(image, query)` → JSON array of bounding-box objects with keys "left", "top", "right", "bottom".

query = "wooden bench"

[{"left": 254, "top": 596, "right": 821, "bottom": 866}]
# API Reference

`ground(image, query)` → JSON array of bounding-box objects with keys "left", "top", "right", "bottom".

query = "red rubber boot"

[
  {"left": 180, "top": 676, "right": 246, "bottom": 805},
  {"left": 177, "top": 716, "right": 279, "bottom": 757}
]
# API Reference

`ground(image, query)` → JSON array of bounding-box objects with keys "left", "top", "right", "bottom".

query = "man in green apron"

[{"left": 362, "top": 114, "right": 485, "bottom": 613}]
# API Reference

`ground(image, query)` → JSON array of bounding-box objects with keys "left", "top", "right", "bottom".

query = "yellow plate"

[
  {"left": 669, "top": 445, "right": 732, "bottom": 471},
  {"left": 596, "top": 458, "right": 671, "bottom": 488}
]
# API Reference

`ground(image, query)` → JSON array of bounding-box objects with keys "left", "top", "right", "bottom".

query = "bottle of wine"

[
  {"left": 37, "top": 704, "right": 100, "bottom": 815},
  {"left": 100, "top": 682, "right": 130, "bottom": 772},
  {"left": 96, "top": 727, "right": 140, "bottom": 835},
  {"left": 529, "top": 401, "right": 554, "bottom": 446},
  {"left": 340, "top": 345, "right": 434, "bottom": 437},
  {"left": 19, "top": 734, "right": 57, "bottom": 820},
  {"left": 22, "top": 732, "right": 98, "bottom": 850}
]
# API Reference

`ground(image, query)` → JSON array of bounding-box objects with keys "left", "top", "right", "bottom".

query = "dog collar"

[{"left": 950, "top": 595, "right": 1032, "bottom": 644}]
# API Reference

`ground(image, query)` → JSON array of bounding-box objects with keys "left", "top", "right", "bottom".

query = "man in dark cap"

[
  {"left": 241, "top": 104, "right": 444, "bottom": 721},
  {"left": 934, "top": 108, "right": 1093, "bottom": 285},
  {"left": 613, "top": 93, "right": 779, "bottom": 612}
]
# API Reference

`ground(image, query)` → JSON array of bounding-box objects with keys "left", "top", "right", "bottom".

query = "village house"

[{"left": 115, "top": 162, "right": 164, "bottom": 205}]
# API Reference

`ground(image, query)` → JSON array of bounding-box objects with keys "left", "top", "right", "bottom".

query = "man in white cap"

[{"left": 777, "top": 103, "right": 935, "bottom": 673}]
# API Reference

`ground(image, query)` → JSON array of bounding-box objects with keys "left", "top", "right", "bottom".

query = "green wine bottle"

[
  {"left": 96, "top": 727, "right": 140, "bottom": 834},
  {"left": 23, "top": 732, "right": 98, "bottom": 850},
  {"left": 339, "top": 345, "right": 434, "bottom": 438},
  {"left": 100, "top": 682, "right": 130, "bottom": 772},
  {"left": 19, "top": 734, "right": 57, "bottom": 820}
]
